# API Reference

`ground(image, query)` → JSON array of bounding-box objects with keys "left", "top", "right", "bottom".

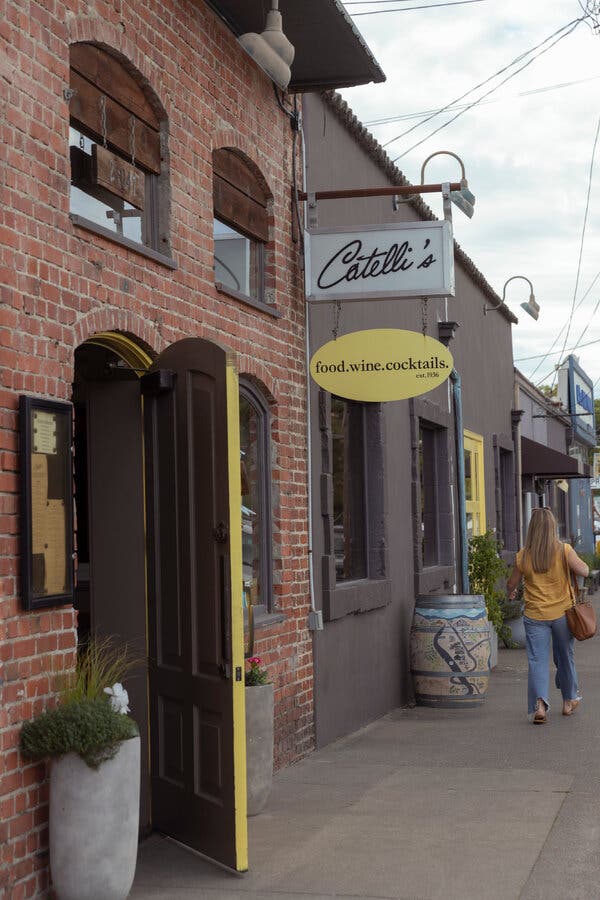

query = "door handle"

[{"left": 219, "top": 553, "right": 232, "bottom": 679}]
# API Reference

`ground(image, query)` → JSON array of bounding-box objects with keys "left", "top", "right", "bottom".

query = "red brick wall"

[{"left": 0, "top": 1, "right": 313, "bottom": 895}]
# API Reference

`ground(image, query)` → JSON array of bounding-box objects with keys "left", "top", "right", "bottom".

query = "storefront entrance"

[{"left": 72, "top": 333, "right": 247, "bottom": 872}]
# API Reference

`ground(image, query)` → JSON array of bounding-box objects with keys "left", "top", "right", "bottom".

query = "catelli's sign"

[
  {"left": 306, "top": 221, "right": 455, "bottom": 301},
  {"left": 310, "top": 329, "right": 453, "bottom": 402}
]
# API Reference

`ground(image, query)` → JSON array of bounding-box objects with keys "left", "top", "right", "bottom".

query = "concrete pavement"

[{"left": 131, "top": 614, "right": 600, "bottom": 900}]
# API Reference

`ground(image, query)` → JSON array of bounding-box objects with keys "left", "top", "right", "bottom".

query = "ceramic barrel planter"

[
  {"left": 245, "top": 682, "right": 274, "bottom": 816},
  {"left": 410, "top": 595, "right": 491, "bottom": 708},
  {"left": 50, "top": 735, "right": 140, "bottom": 900}
]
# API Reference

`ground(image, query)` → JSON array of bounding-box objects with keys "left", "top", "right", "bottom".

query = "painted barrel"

[{"left": 410, "top": 595, "right": 491, "bottom": 708}]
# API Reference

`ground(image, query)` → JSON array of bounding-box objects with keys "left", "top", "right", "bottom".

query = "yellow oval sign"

[{"left": 310, "top": 329, "right": 453, "bottom": 402}]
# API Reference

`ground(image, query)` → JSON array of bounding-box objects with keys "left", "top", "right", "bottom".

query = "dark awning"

[
  {"left": 521, "top": 437, "right": 582, "bottom": 479},
  {"left": 206, "top": 0, "right": 386, "bottom": 92}
]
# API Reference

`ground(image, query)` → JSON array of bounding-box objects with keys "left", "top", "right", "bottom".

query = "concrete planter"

[
  {"left": 504, "top": 615, "right": 527, "bottom": 649},
  {"left": 50, "top": 735, "right": 140, "bottom": 900},
  {"left": 488, "top": 622, "right": 498, "bottom": 669},
  {"left": 245, "top": 683, "right": 274, "bottom": 816}
]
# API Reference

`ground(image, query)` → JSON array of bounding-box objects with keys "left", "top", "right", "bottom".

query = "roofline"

[
  {"left": 320, "top": 91, "right": 517, "bottom": 325},
  {"left": 514, "top": 367, "right": 571, "bottom": 423}
]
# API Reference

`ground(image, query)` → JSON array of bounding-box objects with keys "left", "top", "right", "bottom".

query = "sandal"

[
  {"left": 533, "top": 700, "right": 547, "bottom": 724},
  {"left": 563, "top": 699, "right": 580, "bottom": 716}
]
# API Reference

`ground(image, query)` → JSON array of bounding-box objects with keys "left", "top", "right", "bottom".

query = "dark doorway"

[
  {"left": 72, "top": 334, "right": 247, "bottom": 871},
  {"left": 72, "top": 339, "right": 151, "bottom": 831}
]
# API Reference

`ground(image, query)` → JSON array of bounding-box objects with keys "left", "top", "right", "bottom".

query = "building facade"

[
  {"left": 303, "top": 93, "right": 519, "bottom": 747},
  {"left": 0, "top": 2, "right": 382, "bottom": 895}
]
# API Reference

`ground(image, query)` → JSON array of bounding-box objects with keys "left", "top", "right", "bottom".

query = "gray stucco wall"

[{"left": 304, "top": 94, "right": 516, "bottom": 748}]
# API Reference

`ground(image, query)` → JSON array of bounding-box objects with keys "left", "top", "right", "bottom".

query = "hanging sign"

[
  {"left": 306, "top": 221, "right": 454, "bottom": 301},
  {"left": 91, "top": 145, "right": 145, "bottom": 209},
  {"left": 310, "top": 329, "right": 454, "bottom": 402}
]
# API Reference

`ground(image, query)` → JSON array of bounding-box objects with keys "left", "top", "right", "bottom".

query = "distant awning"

[
  {"left": 521, "top": 437, "right": 582, "bottom": 479},
  {"left": 206, "top": 0, "right": 386, "bottom": 91}
]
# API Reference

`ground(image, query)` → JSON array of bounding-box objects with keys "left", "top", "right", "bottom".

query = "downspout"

[{"left": 450, "top": 369, "right": 469, "bottom": 593}]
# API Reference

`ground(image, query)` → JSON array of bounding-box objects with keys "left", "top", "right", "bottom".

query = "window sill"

[
  {"left": 215, "top": 282, "right": 282, "bottom": 318},
  {"left": 243, "top": 606, "right": 287, "bottom": 632},
  {"left": 70, "top": 215, "right": 177, "bottom": 270},
  {"left": 416, "top": 565, "right": 455, "bottom": 595},
  {"left": 323, "top": 578, "right": 391, "bottom": 622}
]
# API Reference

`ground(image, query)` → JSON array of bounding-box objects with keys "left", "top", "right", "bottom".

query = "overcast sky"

[{"left": 339, "top": 0, "right": 600, "bottom": 395}]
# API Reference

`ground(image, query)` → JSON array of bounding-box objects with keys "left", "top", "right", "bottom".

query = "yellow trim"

[
  {"left": 464, "top": 429, "right": 486, "bottom": 536},
  {"left": 84, "top": 331, "right": 153, "bottom": 373},
  {"left": 226, "top": 360, "right": 248, "bottom": 872}
]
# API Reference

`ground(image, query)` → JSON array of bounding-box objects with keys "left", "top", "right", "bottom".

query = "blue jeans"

[{"left": 523, "top": 615, "right": 579, "bottom": 715}]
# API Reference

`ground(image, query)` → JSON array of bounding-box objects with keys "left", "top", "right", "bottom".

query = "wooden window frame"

[
  {"left": 68, "top": 43, "right": 172, "bottom": 262},
  {"left": 213, "top": 149, "right": 271, "bottom": 307},
  {"left": 320, "top": 391, "right": 390, "bottom": 622},
  {"left": 410, "top": 397, "right": 454, "bottom": 595},
  {"left": 464, "top": 429, "right": 486, "bottom": 538}
]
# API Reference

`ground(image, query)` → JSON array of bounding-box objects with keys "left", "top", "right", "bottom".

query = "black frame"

[{"left": 19, "top": 395, "right": 74, "bottom": 610}]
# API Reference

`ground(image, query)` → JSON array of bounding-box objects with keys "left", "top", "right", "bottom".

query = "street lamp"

[
  {"left": 485, "top": 275, "right": 540, "bottom": 320},
  {"left": 420, "top": 150, "right": 476, "bottom": 219}
]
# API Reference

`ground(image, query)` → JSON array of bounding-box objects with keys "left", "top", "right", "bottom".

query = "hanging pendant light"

[{"left": 239, "top": 1, "right": 295, "bottom": 91}]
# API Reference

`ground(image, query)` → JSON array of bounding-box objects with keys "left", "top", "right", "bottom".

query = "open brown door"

[{"left": 142, "top": 337, "right": 247, "bottom": 871}]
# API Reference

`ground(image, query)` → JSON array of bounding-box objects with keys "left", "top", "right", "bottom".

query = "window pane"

[
  {"left": 332, "top": 397, "right": 366, "bottom": 581},
  {"left": 240, "top": 394, "right": 263, "bottom": 607},
  {"left": 419, "top": 424, "right": 439, "bottom": 567},
  {"left": 69, "top": 127, "right": 146, "bottom": 245},
  {"left": 214, "top": 218, "right": 261, "bottom": 300}
]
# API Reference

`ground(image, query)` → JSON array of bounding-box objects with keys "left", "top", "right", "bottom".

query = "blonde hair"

[{"left": 523, "top": 507, "right": 560, "bottom": 573}]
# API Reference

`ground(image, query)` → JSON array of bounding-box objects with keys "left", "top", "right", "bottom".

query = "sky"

[{"left": 339, "top": 0, "right": 600, "bottom": 396}]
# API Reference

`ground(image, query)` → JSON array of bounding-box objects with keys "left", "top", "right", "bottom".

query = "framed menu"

[{"left": 19, "top": 396, "right": 74, "bottom": 610}]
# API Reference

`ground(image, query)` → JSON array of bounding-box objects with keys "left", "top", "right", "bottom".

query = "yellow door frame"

[{"left": 464, "top": 429, "right": 486, "bottom": 536}]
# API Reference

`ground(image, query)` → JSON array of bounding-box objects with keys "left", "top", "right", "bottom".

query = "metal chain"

[
  {"left": 332, "top": 297, "right": 342, "bottom": 341},
  {"left": 421, "top": 297, "right": 429, "bottom": 336},
  {"left": 99, "top": 95, "right": 108, "bottom": 148},
  {"left": 129, "top": 115, "right": 136, "bottom": 166}
]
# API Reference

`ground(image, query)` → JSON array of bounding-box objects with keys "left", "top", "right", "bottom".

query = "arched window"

[
  {"left": 68, "top": 44, "right": 170, "bottom": 260},
  {"left": 240, "top": 380, "right": 273, "bottom": 613},
  {"left": 213, "top": 149, "right": 270, "bottom": 304}
]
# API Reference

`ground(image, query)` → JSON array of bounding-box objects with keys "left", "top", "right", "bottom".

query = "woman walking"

[{"left": 507, "top": 508, "right": 589, "bottom": 724}]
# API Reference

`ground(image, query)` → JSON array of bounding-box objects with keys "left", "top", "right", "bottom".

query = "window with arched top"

[
  {"left": 213, "top": 149, "right": 270, "bottom": 305},
  {"left": 239, "top": 380, "right": 273, "bottom": 614},
  {"left": 68, "top": 43, "right": 171, "bottom": 263}
]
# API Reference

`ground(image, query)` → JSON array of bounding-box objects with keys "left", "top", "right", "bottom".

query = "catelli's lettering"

[{"left": 317, "top": 238, "right": 438, "bottom": 290}]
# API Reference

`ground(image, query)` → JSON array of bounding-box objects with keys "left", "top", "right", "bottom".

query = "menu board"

[{"left": 20, "top": 397, "right": 74, "bottom": 609}]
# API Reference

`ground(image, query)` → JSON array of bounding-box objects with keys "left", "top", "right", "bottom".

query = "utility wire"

[
  {"left": 364, "top": 75, "right": 600, "bottom": 127},
  {"left": 392, "top": 18, "right": 585, "bottom": 160},
  {"left": 529, "top": 269, "right": 600, "bottom": 380},
  {"left": 515, "top": 336, "right": 600, "bottom": 362},
  {"left": 380, "top": 17, "right": 583, "bottom": 151},
  {"left": 549, "top": 113, "right": 600, "bottom": 390},
  {"left": 350, "top": 0, "right": 484, "bottom": 13}
]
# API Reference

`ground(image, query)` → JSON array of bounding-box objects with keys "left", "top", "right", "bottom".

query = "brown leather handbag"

[{"left": 563, "top": 544, "right": 597, "bottom": 641}]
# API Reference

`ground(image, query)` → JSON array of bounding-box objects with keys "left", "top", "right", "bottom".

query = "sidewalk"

[{"left": 131, "top": 622, "right": 600, "bottom": 900}]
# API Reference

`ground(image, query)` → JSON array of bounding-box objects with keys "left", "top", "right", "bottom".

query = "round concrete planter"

[
  {"left": 245, "top": 683, "right": 274, "bottom": 816},
  {"left": 504, "top": 615, "right": 527, "bottom": 649},
  {"left": 50, "top": 734, "right": 140, "bottom": 900}
]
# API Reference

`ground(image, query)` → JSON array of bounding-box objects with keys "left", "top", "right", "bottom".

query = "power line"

[
  {"left": 528, "top": 269, "right": 600, "bottom": 381},
  {"left": 392, "top": 18, "right": 584, "bottom": 161},
  {"left": 549, "top": 113, "right": 600, "bottom": 390},
  {"left": 364, "top": 74, "right": 600, "bottom": 127},
  {"left": 349, "top": 0, "right": 484, "bottom": 13},
  {"left": 515, "top": 336, "right": 600, "bottom": 362},
  {"left": 380, "top": 17, "right": 583, "bottom": 151}
]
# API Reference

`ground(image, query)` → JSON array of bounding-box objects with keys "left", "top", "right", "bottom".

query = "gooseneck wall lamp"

[
  {"left": 420, "top": 150, "right": 476, "bottom": 219},
  {"left": 238, "top": 1, "right": 295, "bottom": 92},
  {"left": 485, "top": 275, "right": 540, "bottom": 320}
]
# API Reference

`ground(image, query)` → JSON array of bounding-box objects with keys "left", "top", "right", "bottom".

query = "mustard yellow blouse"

[{"left": 515, "top": 542, "right": 573, "bottom": 621}]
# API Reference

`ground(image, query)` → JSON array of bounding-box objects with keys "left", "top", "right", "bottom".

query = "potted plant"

[
  {"left": 20, "top": 639, "right": 140, "bottom": 900},
  {"left": 500, "top": 582, "right": 526, "bottom": 648},
  {"left": 468, "top": 531, "right": 512, "bottom": 664},
  {"left": 245, "top": 656, "right": 274, "bottom": 816}
]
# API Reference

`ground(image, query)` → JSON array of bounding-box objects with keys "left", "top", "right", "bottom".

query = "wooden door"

[{"left": 142, "top": 338, "right": 247, "bottom": 872}]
